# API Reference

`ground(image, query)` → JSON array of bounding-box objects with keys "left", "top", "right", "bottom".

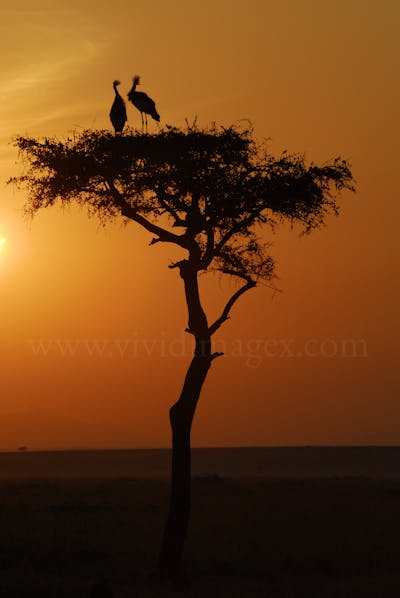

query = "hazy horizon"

[
  {"left": 3, "top": 443, "right": 400, "bottom": 453},
  {"left": 2, "top": 445, "right": 400, "bottom": 481}
]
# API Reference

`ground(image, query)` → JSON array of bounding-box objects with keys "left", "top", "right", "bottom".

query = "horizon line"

[{"left": 1, "top": 444, "right": 400, "bottom": 454}]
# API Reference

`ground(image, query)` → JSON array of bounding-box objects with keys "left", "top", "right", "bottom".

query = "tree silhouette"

[{"left": 9, "top": 124, "right": 354, "bottom": 582}]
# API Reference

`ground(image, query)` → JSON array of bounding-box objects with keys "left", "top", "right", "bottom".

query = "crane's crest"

[{"left": 133, "top": 75, "right": 141, "bottom": 85}]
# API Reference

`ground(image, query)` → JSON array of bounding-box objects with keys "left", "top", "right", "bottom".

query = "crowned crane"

[
  {"left": 127, "top": 75, "right": 160, "bottom": 131},
  {"left": 109, "top": 80, "right": 127, "bottom": 134}
]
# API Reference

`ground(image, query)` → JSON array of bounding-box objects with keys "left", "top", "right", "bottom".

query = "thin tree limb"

[
  {"left": 209, "top": 278, "right": 256, "bottom": 336},
  {"left": 105, "top": 179, "right": 190, "bottom": 249},
  {"left": 214, "top": 209, "right": 264, "bottom": 255}
]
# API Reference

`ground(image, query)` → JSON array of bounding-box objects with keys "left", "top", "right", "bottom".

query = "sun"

[{"left": 0, "top": 236, "right": 6, "bottom": 253}]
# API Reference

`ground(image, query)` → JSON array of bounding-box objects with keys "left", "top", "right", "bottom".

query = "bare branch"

[
  {"left": 210, "top": 352, "right": 224, "bottom": 361},
  {"left": 105, "top": 180, "right": 190, "bottom": 249},
  {"left": 169, "top": 259, "right": 186, "bottom": 270},
  {"left": 209, "top": 278, "right": 256, "bottom": 336},
  {"left": 157, "top": 192, "right": 183, "bottom": 225}
]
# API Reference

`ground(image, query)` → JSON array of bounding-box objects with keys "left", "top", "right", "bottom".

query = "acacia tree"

[{"left": 9, "top": 125, "right": 354, "bottom": 581}]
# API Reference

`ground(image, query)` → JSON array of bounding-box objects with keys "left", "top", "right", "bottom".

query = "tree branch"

[
  {"left": 214, "top": 210, "right": 264, "bottom": 255},
  {"left": 105, "top": 179, "right": 189, "bottom": 249},
  {"left": 209, "top": 278, "right": 256, "bottom": 336},
  {"left": 157, "top": 191, "right": 183, "bottom": 225},
  {"left": 122, "top": 204, "right": 188, "bottom": 247}
]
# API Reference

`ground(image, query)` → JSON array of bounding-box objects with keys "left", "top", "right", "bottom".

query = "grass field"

[{"left": 0, "top": 475, "right": 400, "bottom": 596}]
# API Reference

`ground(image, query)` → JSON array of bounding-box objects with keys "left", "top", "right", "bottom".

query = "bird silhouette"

[
  {"left": 127, "top": 75, "right": 160, "bottom": 131},
  {"left": 109, "top": 80, "right": 127, "bottom": 134}
]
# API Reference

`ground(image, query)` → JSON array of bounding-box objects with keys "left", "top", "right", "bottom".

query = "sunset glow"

[
  {"left": 0, "top": 236, "right": 6, "bottom": 253},
  {"left": 0, "top": 1, "right": 398, "bottom": 450}
]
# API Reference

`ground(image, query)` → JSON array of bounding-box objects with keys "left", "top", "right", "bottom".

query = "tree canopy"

[{"left": 10, "top": 124, "right": 354, "bottom": 285}]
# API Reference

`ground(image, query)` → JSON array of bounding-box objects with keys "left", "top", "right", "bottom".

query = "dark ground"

[{"left": 0, "top": 476, "right": 399, "bottom": 596}]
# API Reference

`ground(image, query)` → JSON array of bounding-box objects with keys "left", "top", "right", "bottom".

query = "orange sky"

[{"left": 0, "top": 0, "right": 399, "bottom": 449}]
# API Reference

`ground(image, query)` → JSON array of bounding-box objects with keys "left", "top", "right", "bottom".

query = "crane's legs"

[{"left": 139, "top": 112, "right": 150, "bottom": 133}]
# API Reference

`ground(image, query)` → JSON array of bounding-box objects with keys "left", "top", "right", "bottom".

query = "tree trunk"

[{"left": 158, "top": 261, "right": 212, "bottom": 581}]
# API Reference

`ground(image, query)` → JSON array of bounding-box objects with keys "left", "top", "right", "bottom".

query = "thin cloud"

[{"left": 0, "top": 41, "right": 100, "bottom": 99}]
